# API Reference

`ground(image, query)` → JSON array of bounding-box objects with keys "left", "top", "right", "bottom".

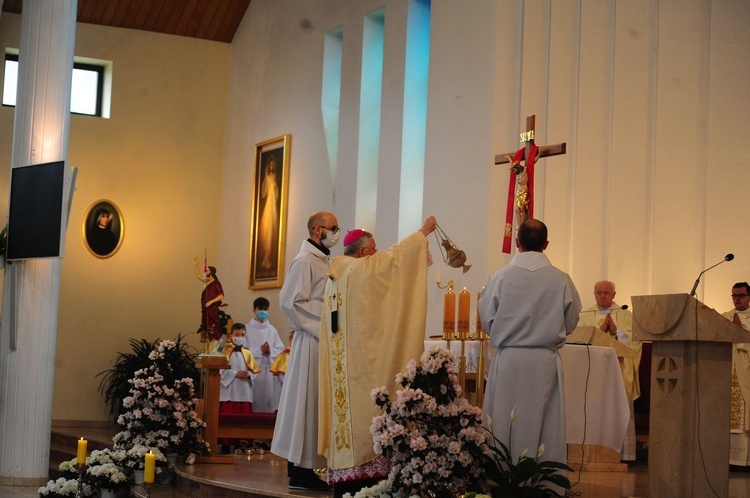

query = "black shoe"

[{"left": 289, "top": 474, "right": 331, "bottom": 491}]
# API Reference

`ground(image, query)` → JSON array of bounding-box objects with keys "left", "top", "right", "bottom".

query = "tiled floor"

[{"left": 4, "top": 445, "right": 750, "bottom": 497}]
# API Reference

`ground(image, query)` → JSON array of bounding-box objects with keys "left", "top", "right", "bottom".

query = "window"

[{"left": 3, "top": 53, "right": 107, "bottom": 117}]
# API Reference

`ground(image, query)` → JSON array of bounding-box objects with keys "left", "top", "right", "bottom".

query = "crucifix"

[{"left": 494, "top": 114, "right": 567, "bottom": 253}]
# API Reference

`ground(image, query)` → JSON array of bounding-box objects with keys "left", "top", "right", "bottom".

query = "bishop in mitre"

[{"left": 319, "top": 216, "right": 437, "bottom": 498}]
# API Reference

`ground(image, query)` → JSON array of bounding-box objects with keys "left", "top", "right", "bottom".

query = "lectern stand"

[
  {"left": 196, "top": 355, "right": 234, "bottom": 464},
  {"left": 632, "top": 293, "right": 750, "bottom": 498}
]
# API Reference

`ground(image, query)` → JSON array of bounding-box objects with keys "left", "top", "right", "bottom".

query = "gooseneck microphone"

[
  {"left": 689, "top": 253, "right": 734, "bottom": 297},
  {"left": 580, "top": 305, "right": 629, "bottom": 313}
]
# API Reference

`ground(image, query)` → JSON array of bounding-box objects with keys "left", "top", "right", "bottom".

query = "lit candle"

[
  {"left": 77, "top": 437, "right": 87, "bottom": 466},
  {"left": 476, "top": 291, "right": 484, "bottom": 336},
  {"left": 458, "top": 288, "right": 471, "bottom": 339},
  {"left": 144, "top": 452, "right": 156, "bottom": 484},
  {"left": 443, "top": 288, "right": 456, "bottom": 339}
]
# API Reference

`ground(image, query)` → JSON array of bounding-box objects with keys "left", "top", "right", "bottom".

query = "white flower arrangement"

[
  {"left": 113, "top": 339, "right": 210, "bottom": 462},
  {"left": 37, "top": 477, "right": 93, "bottom": 497},
  {"left": 365, "top": 347, "right": 490, "bottom": 498}
]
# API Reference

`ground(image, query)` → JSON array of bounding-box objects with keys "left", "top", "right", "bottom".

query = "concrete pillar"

[{"left": 0, "top": 0, "right": 77, "bottom": 485}]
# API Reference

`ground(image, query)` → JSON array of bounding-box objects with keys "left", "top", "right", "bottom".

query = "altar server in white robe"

[
  {"left": 245, "top": 296, "right": 285, "bottom": 413},
  {"left": 479, "top": 219, "right": 581, "bottom": 469},
  {"left": 271, "top": 211, "right": 339, "bottom": 491},
  {"left": 578, "top": 280, "right": 641, "bottom": 461},
  {"left": 723, "top": 282, "right": 750, "bottom": 467}
]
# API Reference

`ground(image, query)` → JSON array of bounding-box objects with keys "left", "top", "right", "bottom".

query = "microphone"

[
  {"left": 689, "top": 253, "right": 734, "bottom": 297},
  {"left": 580, "top": 305, "right": 628, "bottom": 313}
]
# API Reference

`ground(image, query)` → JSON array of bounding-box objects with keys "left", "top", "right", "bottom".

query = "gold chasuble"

[
  {"left": 578, "top": 305, "right": 642, "bottom": 402},
  {"left": 318, "top": 232, "right": 428, "bottom": 471}
]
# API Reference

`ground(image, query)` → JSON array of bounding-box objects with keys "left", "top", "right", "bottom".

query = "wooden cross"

[{"left": 495, "top": 115, "right": 566, "bottom": 252}]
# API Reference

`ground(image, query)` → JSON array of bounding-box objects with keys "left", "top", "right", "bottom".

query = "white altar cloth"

[{"left": 560, "top": 344, "right": 630, "bottom": 451}]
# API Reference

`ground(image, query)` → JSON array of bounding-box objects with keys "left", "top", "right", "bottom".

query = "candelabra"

[{"left": 75, "top": 463, "right": 86, "bottom": 498}]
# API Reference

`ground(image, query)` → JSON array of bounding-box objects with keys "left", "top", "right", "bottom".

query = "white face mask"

[
  {"left": 322, "top": 229, "right": 340, "bottom": 249},
  {"left": 232, "top": 337, "right": 244, "bottom": 347}
]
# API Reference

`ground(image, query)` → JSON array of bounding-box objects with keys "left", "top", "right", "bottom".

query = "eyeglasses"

[
  {"left": 731, "top": 294, "right": 749, "bottom": 299},
  {"left": 317, "top": 225, "right": 340, "bottom": 234}
]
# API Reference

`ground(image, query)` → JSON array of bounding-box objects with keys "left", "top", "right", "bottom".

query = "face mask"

[
  {"left": 256, "top": 310, "right": 269, "bottom": 321},
  {"left": 322, "top": 229, "right": 340, "bottom": 249},
  {"left": 232, "top": 337, "right": 244, "bottom": 347}
]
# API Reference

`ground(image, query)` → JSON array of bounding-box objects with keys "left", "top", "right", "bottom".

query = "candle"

[
  {"left": 458, "top": 288, "right": 471, "bottom": 339},
  {"left": 476, "top": 291, "right": 483, "bottom": 335},
  {"left": 77, "top": 437, "right": 87, "bottom": 466},
  {"left": 443, "top": 289, "right": 456, "bottom": 339},
  {"left": 144, "top": 452, "right": 156, "bottom": 484},
  {"left": 435, "top": 272, "right": 443, "bottom": 284}
]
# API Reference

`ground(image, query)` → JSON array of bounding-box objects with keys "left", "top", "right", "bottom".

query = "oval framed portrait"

[{"left": 82, "top": 200, "right": 124, "bottom": 258}]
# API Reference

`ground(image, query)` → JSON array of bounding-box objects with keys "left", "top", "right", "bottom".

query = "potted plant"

[
  {"left": 112, "top": 339, "right": 210, "bottom": 464},
  {"left": 357, "top": 347, "right": 572, "bottom": 498},
  {"left": 85, "top": 449, "right": 131, "bottom": 497},
  {"left": 38, "top": 458, "right": 93, "bottom": 497},
  {"left": 97, "top": 334, "right": 201, "bottom": 420},
  {"left": 0, "top": 225, "right": 7, "bottom": 267}
]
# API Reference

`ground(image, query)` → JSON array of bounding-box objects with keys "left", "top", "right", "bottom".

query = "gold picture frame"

[
  {"left": 249, "top": 134, "right": 291, "bottom": 289},
  {"left": 82, "top": 199, "right": 124, "bottom": 258}
]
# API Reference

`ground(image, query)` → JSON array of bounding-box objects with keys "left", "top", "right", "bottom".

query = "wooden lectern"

[
  {"left": 196, "top": 355, "right": 234, "bottom": 464},
  {"left": 632, "top": 293, "right": 750, "bottom": 498}
]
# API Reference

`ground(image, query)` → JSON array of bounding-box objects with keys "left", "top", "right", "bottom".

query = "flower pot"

[
  {"left": 167, "top": 453, "right": 178, "bottom": 465},
  {"left": 133, "top": 469, "right": 144, "bottom": 484},
  {"left": 100, "top": 488, "right": 118, "bottom": 498}
]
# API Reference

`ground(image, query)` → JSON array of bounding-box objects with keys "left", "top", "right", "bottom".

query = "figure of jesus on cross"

[{"left": 495, "top": 115, "right": 567, "bottom": 253}]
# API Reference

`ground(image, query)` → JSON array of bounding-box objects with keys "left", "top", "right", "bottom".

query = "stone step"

[{"left": 48, "top": 426, "right": 117, "bottom": 477}]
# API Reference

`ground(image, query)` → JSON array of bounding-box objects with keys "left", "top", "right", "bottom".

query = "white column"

[{"left": 0, "top": 0, "right": 76, "bottom": 485}]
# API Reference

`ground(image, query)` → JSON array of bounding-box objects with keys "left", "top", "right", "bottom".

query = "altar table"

[
  {"left": 423, "top": 341, "right": 630, "bottom": 469},
  {"left": 560, "top": 344, "right": 630, "bottom": 471}
]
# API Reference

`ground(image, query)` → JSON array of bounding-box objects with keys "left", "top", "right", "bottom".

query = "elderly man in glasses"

[{"left": 724, "top": 282, "right": 750, "bottom": 468}]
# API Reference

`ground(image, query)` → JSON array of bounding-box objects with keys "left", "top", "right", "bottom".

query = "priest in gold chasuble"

[
  {"left": 723, "top": 282, "right": 750, "bottom": 467},
  {"left": 319, "top": 217, "right": 437, "bottom": 495}
]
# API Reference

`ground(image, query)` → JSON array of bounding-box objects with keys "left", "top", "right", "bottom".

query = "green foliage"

[
  {"left": 96, "top": 334, "right": 200, "bottom": 421},
  {"left": 0, "top": 225, "right": 7, "bottom": 259},
  {"left": 483, "top": 432, "right": 572, "bottom": 498}
]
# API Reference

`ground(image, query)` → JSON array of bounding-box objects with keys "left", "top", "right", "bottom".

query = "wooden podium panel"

[{"left": 633, "top": 293, "right": 750, "bottom": 498}]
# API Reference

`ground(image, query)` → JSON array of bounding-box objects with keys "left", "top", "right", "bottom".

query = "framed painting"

[
  {"left": 249, "top": 134, "right": 291, "bottom": 289},
  {"left": 82, "top": 199, "right": 124, "bottom": 258}
]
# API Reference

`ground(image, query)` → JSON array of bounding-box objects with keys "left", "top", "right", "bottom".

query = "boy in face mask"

[
  {"left": 219, "top": 323, "right": 261, "bottom": 452},
  {"left": 245, "top": 297, "right": 286, "bottom": 413}
]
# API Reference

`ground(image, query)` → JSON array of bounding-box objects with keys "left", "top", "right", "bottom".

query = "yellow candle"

[
  {"left": 76, "top": 438, "right": 87, "bottom": 465},
  {"left": 476, "top": 291, "right": 483, "bottom": 335},
  {"left": 443, "top": 289, "right": 456, "bottom": 339},
  {"left": 458, "top": 288, "right": 470, "bottom": 339},
  {"left": 144, "top": 452, "right": 156, "bottom": 484}
]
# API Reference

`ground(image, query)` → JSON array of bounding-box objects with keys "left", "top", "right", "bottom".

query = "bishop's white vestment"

[
  {"left": 479, "top": 251, "right": 581, "bottom": 467},
  {"left": 722, "top": 309, "right": 750, "bottom": 466},
  {"left": 245, "top": 319, "right": 285, "bottom": 413},
  {"left": 271, "top": 240, "right": 330, "bottom": 469},
  {"left": 318, "top": 231, "right": 428, "bottom": 478}
]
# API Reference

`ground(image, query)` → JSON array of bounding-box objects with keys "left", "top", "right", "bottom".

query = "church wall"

[
  {"left": 489, "top": 0, "right": 750, "bottom": 314},
  {"left": 218, "top": 0, "right": 498, "bottom": 338},
  {"left": 219, "top": 0, "right": 750, "bottom": 341},
  {"left": 0, "top": 14, "right": 230, "bottom": 422}
]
